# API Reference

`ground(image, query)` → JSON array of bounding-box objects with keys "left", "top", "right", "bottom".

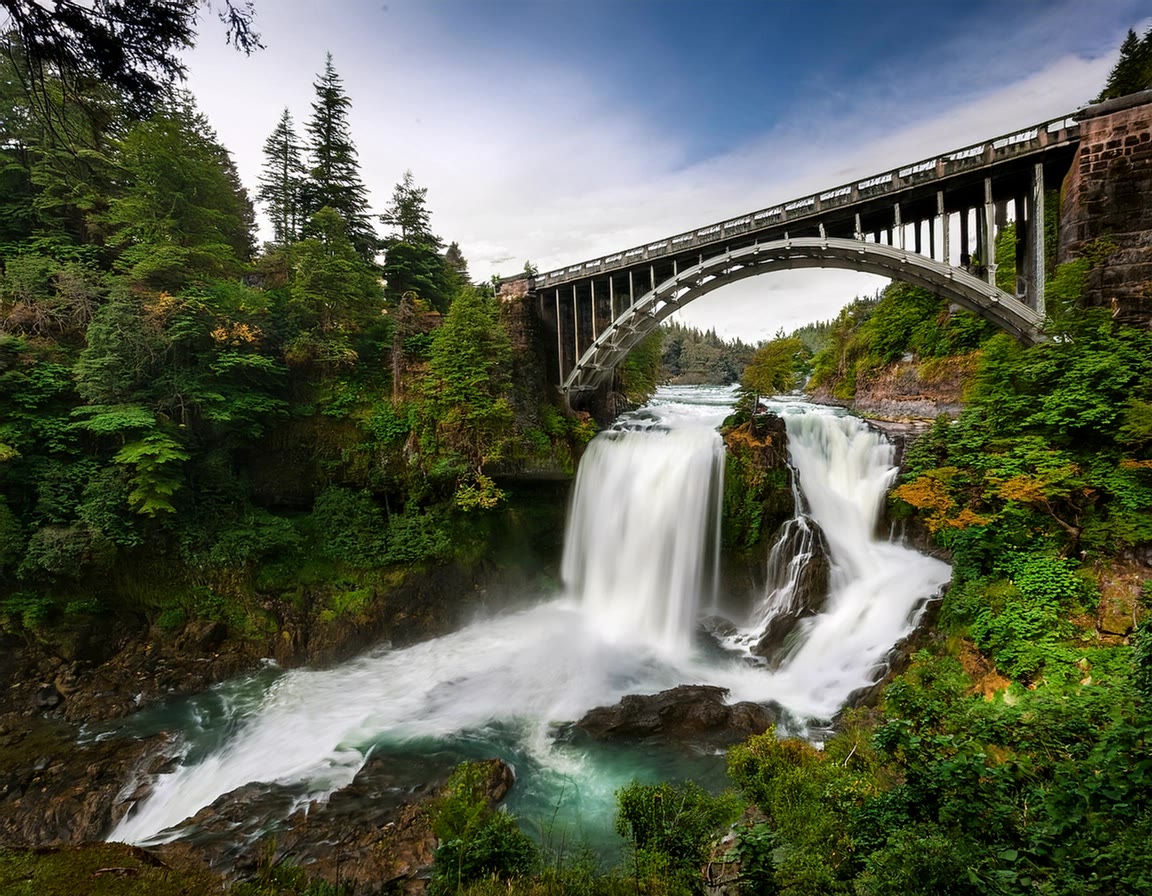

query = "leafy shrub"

[
  {"left": 205, "top": 510, "right": 302, "bottom": 570},
  {"left": 310, "top": 487, "right": 388, "bottom": 568},
  {"left": 18, "top": 524, "right": 114, "bottom": 581},
  {"left": 0, "top": 591, "right": 55, "bottom": 629},
  {"left": 383, "top": 509, "right": 452, "bottom": 565},
  {"left": 615, "top": 780, "right": 739, "bottom": 895},
  {"left": 429, "top": 762, "right": 538, "bottom": 896},
  {"left": 364, "top": 401, "right": 413, "bottom": 443}
]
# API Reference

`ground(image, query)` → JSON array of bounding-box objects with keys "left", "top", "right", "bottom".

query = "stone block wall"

[{"left": 1060, "top": 90, "right": 1152, "bottom": 327}]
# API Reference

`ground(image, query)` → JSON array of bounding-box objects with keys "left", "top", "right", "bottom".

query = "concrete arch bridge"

[{"left": 499, "top": 112, "right": 1086, "bottom": 402}]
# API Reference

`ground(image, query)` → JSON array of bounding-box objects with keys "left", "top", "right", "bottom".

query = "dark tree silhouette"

[{"left": 0, "top": 1, "right": 261, "bottom": 118}]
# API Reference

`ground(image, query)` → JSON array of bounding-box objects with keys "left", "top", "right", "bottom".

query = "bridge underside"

[{"left": 553, "top": 237, "right": 1046, "bottom": 397}]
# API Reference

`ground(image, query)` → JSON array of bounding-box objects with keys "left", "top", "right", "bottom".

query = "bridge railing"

[{"left": 531, "top": 114, "right": 1080, "bottom": 288}]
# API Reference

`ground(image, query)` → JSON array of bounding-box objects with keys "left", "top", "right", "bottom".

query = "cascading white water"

[
  {"left": 108, "top": 386, "right": 948, "bottom": 848},
  {"left": 562, "top": 426, "right": 725, "bottom": 655},
  {"left": 739, "top": 402, "right": 952, "bottom": 714}
]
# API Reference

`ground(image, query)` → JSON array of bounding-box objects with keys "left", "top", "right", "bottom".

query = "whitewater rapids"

[{"left": 111, "top": 386, "right": 949, "bottom": 845}]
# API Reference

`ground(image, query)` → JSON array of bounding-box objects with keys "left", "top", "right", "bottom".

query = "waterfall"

[
  {"left": 744, "top": 405, "right": 952, "bottom": 712},
  {"left": 562, "top": 426, "right": 725, "bottom": 656},
  {"left": 106, "top": 387, "right": 948, "bottom": 848}
]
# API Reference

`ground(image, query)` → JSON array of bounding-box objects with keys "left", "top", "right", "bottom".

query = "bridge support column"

[
  {"left": 590, "top": 279, "right": 598, "bottom": 341},
  {"left": 983, "top": 177, "right": 997, "bottom": 285},
  {"left": 894, "top": 202, "right": 904, "bottom": 249},
  {"left": 1014, "top": 194, "right": 1027, "bottom": 297},
  {"left": 960, "top": 208, "right": 970, "bottom": 266},
  {"left": 937, "top": 192, "right": 949, "bottom": 264},
  {"left": 609, "top": 276, "right": 616, "bottom": 322},
  {"left": 1027, "top": 161, "right": 1046, "bottom": 317},
  {"left": 555, "top": 289, "right": 564, "bottom": 385},
  {"left": 572, "top": 284, "right": 579, "bottom": 367}
]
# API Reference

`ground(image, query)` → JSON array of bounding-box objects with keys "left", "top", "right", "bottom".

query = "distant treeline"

[{"left": 659, "top": 321, "right": 757, "bottom": 385}]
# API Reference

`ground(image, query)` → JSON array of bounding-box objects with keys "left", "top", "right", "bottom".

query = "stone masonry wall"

[{"left": 1060, "top": 90, "right": 1152, "bottom": 327}]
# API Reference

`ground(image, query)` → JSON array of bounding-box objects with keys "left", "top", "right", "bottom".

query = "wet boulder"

[
  {"left": 0, "top": 720, "right": 176, "bottom": 847},
  {"left": 750, "top": 518, "right": 832, "bottom": 670},
  {"left": 572, "top": 685, "right": 777, "bottom": 748},
  {"left": 151, "top": 754, "right": 514, "bottom": 896}
]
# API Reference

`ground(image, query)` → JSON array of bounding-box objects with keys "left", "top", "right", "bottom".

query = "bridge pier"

[
  {"left": 1059, "top": 89, "right": 1152, "bottom": 327},
  {"left": 1028, "top": 161, "right": 1046, "bottom": 317}
]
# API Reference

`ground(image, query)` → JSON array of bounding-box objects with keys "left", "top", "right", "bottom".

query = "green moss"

[{"left": 0, "top": 845, "right": 222, "bottom": 896}]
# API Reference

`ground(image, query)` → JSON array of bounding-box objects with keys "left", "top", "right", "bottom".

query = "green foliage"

[
  {"left": 103, "top": 94, "right": 253, "bottom": 288},
  {"left": 429, "top": 762, "right": 539, "bottom": 896},
  {"left": 728, "top": 733, "right": 858, "bottom": 895},
  {"left": 383, "top": 508, "right": 452, "bottom": 565},
  {"left": 381, "top": 171, "right": 451, "bottom": 311},
  {"left": 113, "top": 432, "right": 191, "bottom": 516},
  {"left": 970, "top": 580, "right": 1069, "bottom": 681},
  {"left": 741, "top": 336, "right": 806, "bottom": 399},
  {"left": 310, "top": 487, "right": 388, "bottom": 568},
  {"left": 418, "top": 287, "right": 515, "bottom": 504},
  {"left": 720, "top": 639, "right": 1152, "bottom": 896},
  {"left": 229, "top": 858, "right": 346, "bottom": 895},
  {"left": 616, "top": 330, "right": 663, "bottom": 405},
  {"left": 615, "top": 780, "right": 740, "bottom": 895},
  {"left": 728, "top": 822, "right": 778, "bottom": 895},
  {"left": 1097, "top": 27, "right": 1152, "bottom": 101},
  {"left": 659, "top": 321, "right": 755, "bottom": 385},
  {"left": 289, "top": 206, "right": 383, "bottom": 337},
  {"left": 0, "top": 843, "right": 226, "bottom": 895}
]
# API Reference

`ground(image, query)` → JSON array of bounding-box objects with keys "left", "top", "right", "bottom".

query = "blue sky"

[{"left": 186, "top": 0, "right": 1151, "bottom": 340}]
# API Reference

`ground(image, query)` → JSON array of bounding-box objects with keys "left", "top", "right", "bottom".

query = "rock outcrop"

[
  {"left": 148, "top": 756, "right": 515, "bottom": 896},
  {"left": 750, "top": 517, "right": 832, "bottom": 669},
  {"left": 0, "top": 720, "right": 176, "bottom": 847},
  {"left": 572, "top": 685, "right": 777, "bottom": 748}
]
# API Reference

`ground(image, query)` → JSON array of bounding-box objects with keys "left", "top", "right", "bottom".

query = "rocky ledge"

[{"left": 571, "top": 685, "right": 777, "bottom": 748}]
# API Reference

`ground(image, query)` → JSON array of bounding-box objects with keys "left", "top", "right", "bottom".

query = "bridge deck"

[{"left": 528, "top": 113, "right": 1079, "bottom": 290}]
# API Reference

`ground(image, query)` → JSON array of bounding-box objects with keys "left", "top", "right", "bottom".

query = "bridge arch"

[{"left": 562, "top": 236, "right": 1046, "bottom": 396}]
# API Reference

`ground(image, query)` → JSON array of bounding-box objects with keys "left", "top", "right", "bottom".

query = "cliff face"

[
  {"left": 1061, "top": 90, "right": 1152, "bottom": 328},
  {"left": 808, "top": 351, "right": 981, "bottom": 421}
]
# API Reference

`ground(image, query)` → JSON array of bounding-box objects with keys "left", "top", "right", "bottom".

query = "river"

[{"left": 107, "top": 385, "right": 950, "bottom": 856}]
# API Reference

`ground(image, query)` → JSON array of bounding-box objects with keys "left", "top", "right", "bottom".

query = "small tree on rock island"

[
  {"left": 741, "top": 336, "right": 806, "bottom": 411},
  {"left": 419, "top": 287, "right": 514, "bottom": 510}
]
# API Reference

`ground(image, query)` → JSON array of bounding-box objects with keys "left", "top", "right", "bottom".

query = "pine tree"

[
  {"left": 103, "top": 92, "right": 254, "bottom": 289},
  {"left": 381, "top": 170, "right": 450, "bottom": 311},
  {"left": 257, "top": 107, "right": 306, "bottom": 247},
  {"left": 1097, "top": 27, "right": 1152, "bottom": 102},
  {"left": 444, "top": 241, "right": 471, "bottom": 292},
  {"left": 381, "top": 170, "right": 436, "bottom": 242},
  {"left": 303, "top": 53, "right": 376, "bottom": 261}
]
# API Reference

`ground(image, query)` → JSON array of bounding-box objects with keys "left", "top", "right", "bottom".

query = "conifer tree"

[
  {"left": 303, "top": 53, "right": 376, "bottom": 261},
  {"left": 103, "top": 92, "right": 254, "bottom": 288},
  {"left": 381, "top": 170, "right": 450, "bottom": 311},
  {"left": 1097, "top": 27, "right": 1152, "bottom": 101},
  {"left": 444, "top": 241, "right": 471, "bottom": 292},
  {"left": 257, "top": 107, "right": 306, "bottom": 247}
]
